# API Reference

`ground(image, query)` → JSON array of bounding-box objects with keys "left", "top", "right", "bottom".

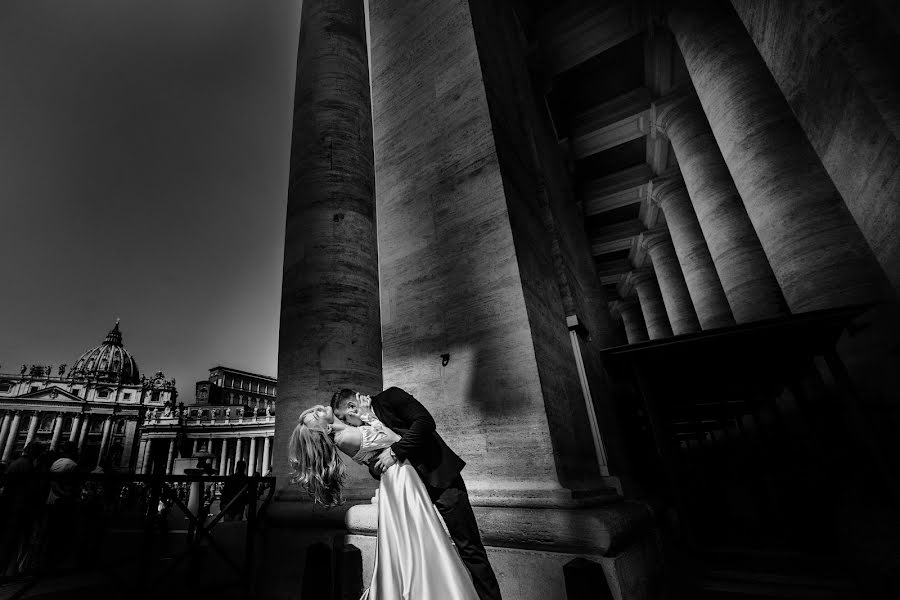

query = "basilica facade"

[{"left": 0, "top": 322, "right": 175, "bottom": 470}]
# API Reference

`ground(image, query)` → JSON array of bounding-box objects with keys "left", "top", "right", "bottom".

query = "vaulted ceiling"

[{"left": 515, "top": 0, "right": 691, "bottom": 302}]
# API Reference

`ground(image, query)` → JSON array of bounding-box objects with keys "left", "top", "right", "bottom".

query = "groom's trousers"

[{"left": 426, "top": 475, "right": 503, "bottom": 600}]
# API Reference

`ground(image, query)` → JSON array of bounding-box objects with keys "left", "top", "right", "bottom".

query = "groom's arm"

[{"left": 385, "top": 387, "right": 435, "bottom": 462}]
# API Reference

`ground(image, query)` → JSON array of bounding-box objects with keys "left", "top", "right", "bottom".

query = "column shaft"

[
  {"left": 166, "top": 439, "right": 176, "bottom": 474},
  {"left": 276, "top": 0, "right": 382, "bottom": 491},
  {"left": 0, "top": 413, "right": 11, "bottom": 455},
  {"left": 143, "top": 438, "right": 154, "bottom": 475},
  {"left": 642, "top": 230, "right": 702, "bottom": 335},
  {"left": 50, "top": 414, "right": 64, "bottom": 451},
  {"left": 650, "top": 174, "right": 736, "bottom": 328},
  {"left": 219, "top": 439, "right": 229, "bottom": 476},
  {"left": 654, "top": 92, "right": 787, "bottom": 322},
  {"left": 68, "top": 415, "right": 82, "bottom": 443},
  {"left": 98, "top": 417, "right": 112, "bottom": 461},
  {"left": 248, "top": 437, "right": 258, "bottom": 476},
  {"left": 234, "top": 438, "right": 243, "bottom": 472},
  {"left": 628, "top": 270, "right": 674, "bottom": 340},
  {"left": 614, "top": 299, "right": 649, "bottom": 344},
  {"left": 77, "top": 416, "right": 89, "bottom": 452},
  {"left": 670, "top": 0, "right": 889, "bottom": 312},
  {"left": 2, "top": 412, "right": 22, "bottom": 462},
  {"left": 24, "top": 413, "right": 39, "bottom": 446},
  {"left": 261, "top": 437, "right": 272, "bottom": 476}
]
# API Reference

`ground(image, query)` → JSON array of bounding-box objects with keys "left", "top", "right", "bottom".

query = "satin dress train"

[{"left": 344, "top": 420, "right": 479, "bottom": 600}]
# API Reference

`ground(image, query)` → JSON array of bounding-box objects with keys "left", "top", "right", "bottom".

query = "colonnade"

[
  {"left": 139, "top": 434, "right": 274, "bottom": 476},
  {"left": 0, "top": 409, "right": 122, "bottom": 466},
  {"left": 611, "top": 0, "right": 894, "bottom": 344}
]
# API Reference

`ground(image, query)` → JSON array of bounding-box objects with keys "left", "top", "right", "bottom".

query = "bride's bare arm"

[{"left": 335, "top": 427, "right": 363, "bottom": 458}]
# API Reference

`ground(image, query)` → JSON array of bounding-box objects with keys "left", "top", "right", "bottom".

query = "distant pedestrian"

[
  {"left": 0, "top": 442, "right": 45, "bottom": 576},
  {"left": 220, "top": 460, "right": 248, "bottom": 521}
]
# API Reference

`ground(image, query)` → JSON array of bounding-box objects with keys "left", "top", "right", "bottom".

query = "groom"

[{"left": 331, "top": 386, "right": 502, "bottom": 600}]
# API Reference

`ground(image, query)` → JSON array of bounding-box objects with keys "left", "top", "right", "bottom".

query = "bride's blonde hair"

[{"left": 288, "top": 405, "right": 346, "bottom": 507}]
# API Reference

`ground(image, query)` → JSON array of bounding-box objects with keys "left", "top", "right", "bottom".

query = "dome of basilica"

[{"left": 69, "top": 321, "right": 140, "bottom": 384}]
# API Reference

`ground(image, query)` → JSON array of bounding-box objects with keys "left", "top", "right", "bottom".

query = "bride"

[{"left": 288, "top": 404, "right": 479, "bottom": 600}]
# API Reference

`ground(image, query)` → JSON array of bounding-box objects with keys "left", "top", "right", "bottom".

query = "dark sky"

[{"left": 0, "top": 1, "right": 301, "bottom": 401}]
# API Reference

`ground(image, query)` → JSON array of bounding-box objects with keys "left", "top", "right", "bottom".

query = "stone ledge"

[{"left": 346, "top": 500, "right": 652, "bottom": 556}]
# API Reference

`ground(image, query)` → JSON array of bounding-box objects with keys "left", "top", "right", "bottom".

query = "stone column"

[
  {"left": 68, "top": 415, "right": 82, "bottom": 443},
  {"left": 0, "top": 412, "right": 11, "bottom": 455},
  {"left": 234, "top": 438, "right": 243, "bottom": 472},
  {"left": 610, "top": 298, "right": 649, "bottom": 344},
  {"left": 248, "top": 437, "right": 258, "bottom": 476},
  {"left": 653, "top": 90, "right": 787, "bottom": 323},
  {"left": 669, "top": 0, "right": 889, "bottom": 312},
  {"left": 166, "top": 438, "right": 176, "bottom": 474},
  {"left": 1, "top": 411, "right": 22, "bottom": 463},
  {"left": 77, "top": 416, "right": 89, "bottom": 452},
  {"left": 731, "top": 0, "right": 900, "bottom": 295},
  {"left": 261, "top": 436, "right": 271, "bottom": 476},
  {"left": 640, "top": 229, "right": 702, "bottom": 335},
  {"left": 98, "top": 417, "right": 113, "bottom": 461},
  {"left": 50, "top": 413, "right": 64, "bottom": 451},
  {"left": 276, "top": 0, "right": 382, "bottom": 494},
  {"left": 24, "top": 413, "right": 39, "bottom": 446},
  {"left": 191, "top": 439, "right": 198, "bottom": 456},
  {"left": 142, "top": 438, "right": 154, "bottom": 475},
  {"left": 649, "top": 172, "right": 735, "bottom": 329},
  {"left": 219, "top": 439, "right": 228, "bottom": 476},
  {"left": 623, "top": 270, "right": 674, "bottom": 340}
]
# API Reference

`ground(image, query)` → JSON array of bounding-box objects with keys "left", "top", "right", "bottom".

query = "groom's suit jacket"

[{"left": 370, "top": 386, "right": 465, "bottom": 490}]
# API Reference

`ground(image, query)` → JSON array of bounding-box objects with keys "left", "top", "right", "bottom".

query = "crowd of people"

[{"left": 0, "top": 444, "right": 264, "bottom": 578}]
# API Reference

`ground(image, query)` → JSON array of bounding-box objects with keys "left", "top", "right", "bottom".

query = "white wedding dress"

[{"left": 337, "top": 417, "right": 479, "bottom": 600}]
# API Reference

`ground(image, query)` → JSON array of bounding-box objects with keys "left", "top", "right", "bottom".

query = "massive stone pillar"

[
  {"left": 653, "top": 91, "right": 787, "bottom": 323},
  {"left": 669, "top": 0, "right": 889, "bottom": 313},
  {"left": 1, "top": 412, "right": 21, "bottom": 463},
  {"left": 640, "top": 229, "right": 702, "bottom": 335},
  {"left": 649, "top": 173, "right": 735, "bottom": 329},
  {"left": 610, "top": 298, "right": 649, "bottom": 344},
  {"left": 275, "top": 0, "right": 381, "bottom": 496},
  {"left": 335, "top": 3, "right": 661, "bottom": 600},
  {"left": 623, "top": 270, "right": 673, "bottom": 340},
  {"left": 730, "top": 0, "right": 900, "bottom": 296}
]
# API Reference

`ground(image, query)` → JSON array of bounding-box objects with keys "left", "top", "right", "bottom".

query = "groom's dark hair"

[{"left": 330, "top": 389, "right": 357, "bottom": 410}]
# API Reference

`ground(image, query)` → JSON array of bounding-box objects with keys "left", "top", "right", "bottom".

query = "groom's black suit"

[{"left": 370, "top": 387, "right": 502, "bottom": 600}]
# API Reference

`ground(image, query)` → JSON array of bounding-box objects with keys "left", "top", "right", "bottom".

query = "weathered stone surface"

[
  {"left": 653, "top": 90, "right": 787, "bottom": 323},
  {"left": 370, "top": 0, "right": 579, "bottom": 494},
  {"left": 275, "top": 0, "right": 381, "bottom": 494},
  {"left": 731, "top": 0, "right": 900, "bottom": 297},
  {"left": 622, "top": 270, "right": 673, "bottom": 340},
  {"left": 670, "top": 0, "right": 889, "bottom": 313},
  {"left": 649, "top": 172, "right": 734, "bottom": 330},
  {"left": 639, "top": 228, "right": 701, "bottom": 336}
]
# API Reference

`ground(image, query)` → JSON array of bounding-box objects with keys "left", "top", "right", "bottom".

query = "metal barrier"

[{"left": 0, "top": 472, "right": 275, "bottom": 599}]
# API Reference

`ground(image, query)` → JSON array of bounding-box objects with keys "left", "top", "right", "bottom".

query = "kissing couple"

[{"left": 289, "top": 386, "right": 502, "bottom": 600}]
